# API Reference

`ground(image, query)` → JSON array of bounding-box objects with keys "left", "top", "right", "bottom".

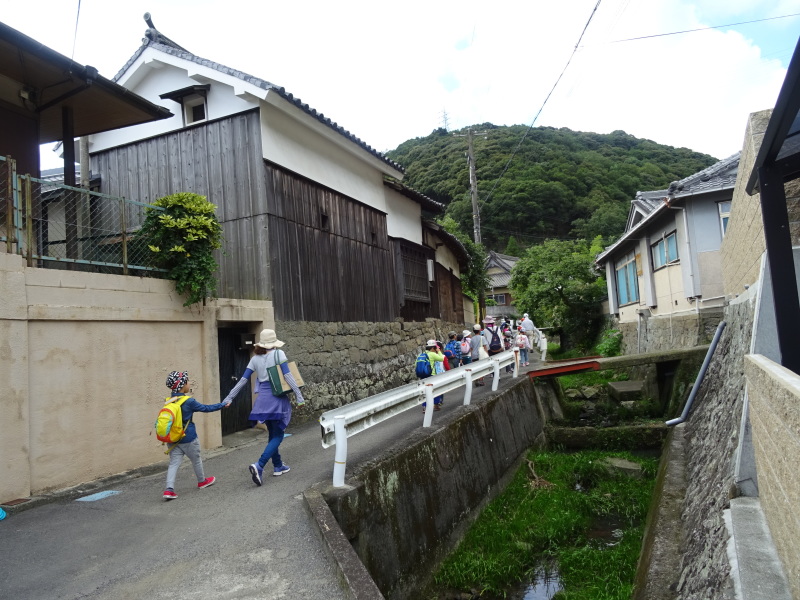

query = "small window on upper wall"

[
  {"left": 718, "top": 200, "right": 731, "bottom": 235},
  {"left": 651, "top": 232, "right": 678, "bottom": 269},
  {"left": 184, "top": 95, "right": 207, "bottom": 125}
]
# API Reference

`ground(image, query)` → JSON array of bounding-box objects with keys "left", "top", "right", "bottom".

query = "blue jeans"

[
  {"left": 520, "top": 348, "right": 529, "bottom": 363},
  {"left": 257, "top": 420, "right": 285, "bottom": 470}
]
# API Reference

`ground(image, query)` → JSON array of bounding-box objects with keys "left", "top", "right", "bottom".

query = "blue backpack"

[{"left": 415, "top": 352, "right": 432, "bottom": 378}]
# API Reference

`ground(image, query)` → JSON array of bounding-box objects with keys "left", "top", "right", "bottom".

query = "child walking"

[{"left": 162, "top": 370, "right": 231, "bottom": 500}]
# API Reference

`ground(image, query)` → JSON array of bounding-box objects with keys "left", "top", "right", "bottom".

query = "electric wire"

[
  {"left": 609, "top": 13, "right": 800, "bottom": 44},
  {"left": 71, "top": 0, "right": 82, "bottom": 61},
  {"left": 478, "top": 0, "right": 603, "bottom": 210}
]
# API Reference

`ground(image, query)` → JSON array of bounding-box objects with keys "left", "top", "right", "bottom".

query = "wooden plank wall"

[
  {"left": 264, "top": 163, "right": 399, "bottom": 322},
  {"left": 91, "top": 110, "right": 271, "bottom": 300},
  {"left": 436, "top": 262, "right": 465, "bottom": 324}
]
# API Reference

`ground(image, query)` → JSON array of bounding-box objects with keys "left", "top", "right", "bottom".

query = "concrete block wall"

[
  {"left": 745, "top": 354, "right": 800, "bottom": 598},
  {"left": 721, "top": 110, "right": 769, "bottom": 296},
  {"left": 720, "top": 110, "right": 800, "bottom": 296}
]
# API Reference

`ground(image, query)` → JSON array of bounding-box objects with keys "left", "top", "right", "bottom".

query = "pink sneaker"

[
  {"left": 198, "top": 476, "right": 216, "bottom": 489},
  {"left": 163, "top": 489, "right": 177, "bottom": 500}
]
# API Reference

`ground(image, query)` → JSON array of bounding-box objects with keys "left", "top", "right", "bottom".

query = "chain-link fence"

[{"left": 1, "top": 155, "right": 166, "bottom": 275}]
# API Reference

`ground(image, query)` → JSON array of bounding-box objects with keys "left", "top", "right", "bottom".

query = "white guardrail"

[{"left": 319, "top": 335, "right": 547, "bottom": 487}]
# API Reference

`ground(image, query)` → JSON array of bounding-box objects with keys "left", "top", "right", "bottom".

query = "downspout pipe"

[{"left": 666, "top": 320, "right": 727, "bottom": 426}]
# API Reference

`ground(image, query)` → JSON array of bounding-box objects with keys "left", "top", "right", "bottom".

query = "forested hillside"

[{"left": 386, "top": 124, "right": 717, "bottom": 252}]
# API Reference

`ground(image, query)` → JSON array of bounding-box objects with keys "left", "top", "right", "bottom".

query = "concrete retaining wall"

[{"left": 320, "top": 376, "right": 559, "bottom": 600}]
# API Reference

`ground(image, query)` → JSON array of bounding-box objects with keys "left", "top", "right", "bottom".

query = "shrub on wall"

[{"left": 137, "top": 192, "right": 223, "bottom": 306}]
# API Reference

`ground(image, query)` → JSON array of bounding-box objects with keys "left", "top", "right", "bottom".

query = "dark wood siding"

[
  {"left": 92, "top": 110, "right": 271, "bottom": 300},
  {"left": 436, "top": 263, "right": 464, "bottom": 323},
  {"left": 264, "top": 163, "right": 398, "bottom": 322}
]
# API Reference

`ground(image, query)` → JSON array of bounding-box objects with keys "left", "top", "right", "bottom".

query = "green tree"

[
  {"left": 136, "top": 192, "right": 223, "bottom": 306},
  {"left": 510, "top": 237, "right": 607, "bottom": 350},
  {"left": 504, "top": 236, "right": 522, "bottom": 257},
  {"left": 439, "top": 215, "right": 489, "bottom": 303}
]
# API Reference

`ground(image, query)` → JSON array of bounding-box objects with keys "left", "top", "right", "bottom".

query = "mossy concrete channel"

[{"left": 307, "top": 347, "right": 707, "bottom": 599}]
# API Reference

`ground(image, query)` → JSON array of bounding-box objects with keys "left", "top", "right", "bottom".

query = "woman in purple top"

[{"left": 223, "top": 329, "right": 305, "bottom": 486}]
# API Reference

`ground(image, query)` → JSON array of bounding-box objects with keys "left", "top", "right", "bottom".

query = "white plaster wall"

[
  {"left": 384, "top": 187, "right": 423, "bottom": 243},
  {"left": 91, "top": 54, "right": 259, "bottom": 153},
  {"left": 260, "top": 100, "right": 391, "bottom": 210},
  {"left": 0, "top": 256, "right": 273, "bottom": 500}
]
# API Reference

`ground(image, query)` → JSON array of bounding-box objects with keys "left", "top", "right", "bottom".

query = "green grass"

[
  {"left": 431, "top": 450, "right": 657, "bottom": 599},
  {"left": 558, "top": 369, "right": 628, "bottom": 391}
]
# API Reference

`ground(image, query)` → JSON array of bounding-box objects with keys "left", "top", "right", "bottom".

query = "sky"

[{"left": 4, "top": 0, "right": 800, "bottom": 169}]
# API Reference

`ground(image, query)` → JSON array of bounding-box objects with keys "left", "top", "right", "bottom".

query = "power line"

[
  {"left": 71, "top": 0, "right": 82, "bottom": 61},
  {"left": 477, "top": 0, "right": 603, "bottom": 208},
  {"left": 609, "top": 13, "right": 800, "bottom": 44}
]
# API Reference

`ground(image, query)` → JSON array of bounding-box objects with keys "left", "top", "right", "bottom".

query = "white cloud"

[{"left": 3, "top": 0, "right": 797, "bottom": 166}]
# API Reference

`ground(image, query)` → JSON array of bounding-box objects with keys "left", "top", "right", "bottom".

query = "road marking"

[{"left": 75, "top": 491, "right": 121, "bottom": 502}]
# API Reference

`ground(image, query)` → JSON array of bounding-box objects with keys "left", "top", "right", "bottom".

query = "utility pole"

[{"left": 454, "top": 128, "right": 488, "bottom": 244}]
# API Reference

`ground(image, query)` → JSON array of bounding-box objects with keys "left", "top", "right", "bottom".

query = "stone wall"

[
  {"left": 618, "top": 310, "right": 723, "bottom": 355},
  {"left": 320, "top": 376, "right": 559, "bottom": 600},
  {"left": 275, "top": 318, "right": 466, "bottom": 411},
  {"left": 675, "top": 291, "right": 755, "bottom": 599}
]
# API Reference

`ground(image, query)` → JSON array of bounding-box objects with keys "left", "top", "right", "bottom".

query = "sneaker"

[
  {"left": 273, "top": 464, "right": 291, "bottom": 477},
  {"left": 163, "top": 489, "right": 177, "bottom": 500},
  {"left": 197, "top": 476, "right": 216, "bottom": 489},
  {"left": 249, "top": 463, "right": 263, "bottom": 486}
]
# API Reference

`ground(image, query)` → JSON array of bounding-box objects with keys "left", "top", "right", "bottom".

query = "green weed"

[{"left": 431, "top": 450, "right": 657, "bottom": 598}]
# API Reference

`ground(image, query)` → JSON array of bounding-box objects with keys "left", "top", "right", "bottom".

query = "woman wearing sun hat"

[{"left": 223, "top": 329, "right": 305, "bottom": 486}]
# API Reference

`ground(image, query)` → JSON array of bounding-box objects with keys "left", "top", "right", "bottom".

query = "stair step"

[{"left": 607, "top": 380, "right": 644, "bottom": 402}]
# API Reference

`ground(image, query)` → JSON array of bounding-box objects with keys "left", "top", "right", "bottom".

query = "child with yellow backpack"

[{"left": 157, "top": 371, "right": 231, "bottom": 500}]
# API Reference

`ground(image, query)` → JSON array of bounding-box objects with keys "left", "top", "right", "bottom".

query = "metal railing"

[
  {"left": 319, "top": 348, "right": 526, "bottom": 487},
  {"left": 0, "top": 155, "right": 165, "bottom": 274}
]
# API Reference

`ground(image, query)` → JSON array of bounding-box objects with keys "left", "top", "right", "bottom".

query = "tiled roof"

[
  {"left": 486, "top": 250, "right": 519, "bottom": 273},
  {"left": 384, "top": 178, "right": 445, "bottom": 213},
  {"left": 490, "top": 272, "right": 512, "bottom": 288},
  {"left": 114, "top": 15, "right": 404, "bottom": 174},
  {"left": 597, "top": 152, "right": 740, "bottom": 264}
]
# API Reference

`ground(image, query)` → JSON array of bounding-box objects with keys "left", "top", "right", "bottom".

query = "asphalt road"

[{"left": 0, "top": 365, "right": 532, "bottom": 600}]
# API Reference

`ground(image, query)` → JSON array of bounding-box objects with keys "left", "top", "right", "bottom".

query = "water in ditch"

[{"left": 506, "top": 565, "right": 563, "bottom": 599}]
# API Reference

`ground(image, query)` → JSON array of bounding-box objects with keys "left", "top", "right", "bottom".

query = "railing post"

[
  {"left": 463, "top": 369, "right": 473, "bottom": 405},
  {"left": 24, "top": 175, "right": 33, "bottom": 267},
  {"left": 491, "top": 358, "right": 500, "bottom": 391},
  {"left": 332, "top": 416, "right": 347, "bottom": 487},
  {"left": 513, "top": 348, "right": 519, "bottom": 378},
  {"left": 120, "top": 196, "right": 129, "bottom": 276},
  {"left": 540, "top": 336, "right": 548, "bottom": 361},
  {"left": 422, "top": 384, "right": 435, "bottom": 427}
]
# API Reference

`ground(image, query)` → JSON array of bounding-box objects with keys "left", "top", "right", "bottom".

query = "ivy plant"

[{"left": 137, "top": 192, "right": 223, "bottom": 306}]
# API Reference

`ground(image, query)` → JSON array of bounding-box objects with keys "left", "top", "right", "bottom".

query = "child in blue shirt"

[{"left": 162, "top": 370, "right": 231, "bottom": 500}]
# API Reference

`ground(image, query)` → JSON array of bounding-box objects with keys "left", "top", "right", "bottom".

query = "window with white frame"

[
  {"left": 718, "top": 201, "right": 731, "bottom": 235},
  {"left": 615, "top": 251, "right": 639, "bottom": 306},
  {"left": 183, "top": 94, "right": 207, "bottom": 125},
  {"left": 488, "top": 293, "right": 507, "bottom": 305},
  {"left": 651, "top": 232, "right": 678, "bottom": 269}
]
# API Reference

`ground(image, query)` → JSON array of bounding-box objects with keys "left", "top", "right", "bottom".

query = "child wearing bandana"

[{"left": 162, "top": 370, "right": 231, "bottom": 500}]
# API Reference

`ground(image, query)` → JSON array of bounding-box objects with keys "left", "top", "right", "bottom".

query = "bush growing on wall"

[{"left": 137, "top": 192, "right": 223, "bottom": 306}]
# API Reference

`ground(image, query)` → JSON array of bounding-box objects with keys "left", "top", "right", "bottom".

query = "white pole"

[
  {"left": 463, "top": 369, "right": 473, "bottom": 405},
  {"left": 513, "top": 348, "right": 519, "bottom": 378},
  {"left": 492, "top": 359, "right": 500, "bottom": 391},
  {"left": 423, "top": 384, "right": 435, "bottom": 427},
  {"left": 540, "top": 336, "right": 548, "bottom": 361},
  {"left": 332, "top": 416, "right": 347, "bottom": 487}
]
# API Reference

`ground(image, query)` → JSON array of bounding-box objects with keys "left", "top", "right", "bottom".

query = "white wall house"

[{"left": 596, "top": 153, "right": 738, "bottom": 326}]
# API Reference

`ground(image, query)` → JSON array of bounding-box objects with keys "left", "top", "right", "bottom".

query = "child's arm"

[{"left": 186, "top": 397, "right": 230, "bottom": 413}]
